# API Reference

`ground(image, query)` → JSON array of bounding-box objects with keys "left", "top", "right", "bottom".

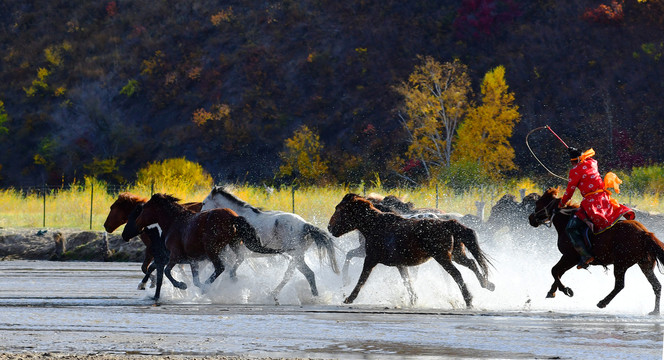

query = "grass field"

[{"left": 0, "top": 178, "right": 661, "bottom": 231}]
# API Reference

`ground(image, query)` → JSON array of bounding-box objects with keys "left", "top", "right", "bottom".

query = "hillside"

[{"left": 1, "top": 0, "right": 663, "bottom": 187}]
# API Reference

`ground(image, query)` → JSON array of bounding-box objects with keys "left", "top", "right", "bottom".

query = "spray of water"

[{"left": 156, "top": 227, "right": 662, "bottom": 315}]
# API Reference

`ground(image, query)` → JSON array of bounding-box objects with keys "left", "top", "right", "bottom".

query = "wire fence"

[{"left": 0, "top": 182, "right": 524, "bottom": 231}]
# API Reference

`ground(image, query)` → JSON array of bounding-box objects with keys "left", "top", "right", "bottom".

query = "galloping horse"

[
  {"left": 328, "top": 193, "right": 494, "bottom": 307},
  {"left": 201, "top": 186, "right": 339, "bottom": 303},
  {"left": 340, "top": 193, "right": 463, "bottom": 285},
  {"left": 122, "top": 194, "right": 280, "bottom": 300},
  {"left": 528, "top": 188, "right": 664, "bottom": 314},
  {"left": 103, "top": 192, "right": 205, "bottom": 289}
]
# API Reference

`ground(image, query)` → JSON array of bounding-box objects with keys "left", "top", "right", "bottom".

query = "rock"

[{"left": 0, "top": 228, "right": 145, "bottom": 262}]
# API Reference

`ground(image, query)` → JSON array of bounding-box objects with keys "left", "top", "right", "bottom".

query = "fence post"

[
  {"left": 291, "top": 185, "right": 295, "bottom": 213},
  {"left": 435, "top": 183, "right": 439, "bottom": 209},
  {"left": 42, "top": 184, "right": 46, "bottom": 227},
  {"left": 151, "top": 181, "right": 154, "bottom": 196},
  {"left": 89, "top": 182, "right": 94, "bottom": 230}
]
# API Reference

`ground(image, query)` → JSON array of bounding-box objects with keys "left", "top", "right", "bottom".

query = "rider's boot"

[{"left": 565, "top": 215, "right": 594, "bottom": 269}]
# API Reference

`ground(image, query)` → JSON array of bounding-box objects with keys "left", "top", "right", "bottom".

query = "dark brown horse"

[
  {"left": 122, "top": 194, "right": 280, "bottom": 300},
  {"left": 528, "top": 188, "right": 664, "bottom": 315},
  {"left": 103, "top": 192, "right": 203, "bottom": 289},
  {"left": 328, "top": 193, "right": 494, "bottom": 307}
]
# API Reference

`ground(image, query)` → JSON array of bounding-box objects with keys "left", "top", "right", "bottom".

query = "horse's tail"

[
  {"left": 451, "top": 220, "right": 494, "bottom": 278},
  {"left": 233, "top": 216, "right": 283, "bottom": 254},
  {"left": 645, "top": 230, "right": 664, "bottom": 273},
  {"left": 303, "top": 223, "right": 340, "bottom": 274}
]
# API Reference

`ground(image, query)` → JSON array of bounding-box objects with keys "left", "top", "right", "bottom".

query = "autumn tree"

[
  {"left": 277, "top": 125, "right": 329, "bottom": 186},
  {"left": 394, "top": 56, "right": 472, "bottom": 179},
  {"left": 453, "top": 65, "right": 520, "bottom": 178}
]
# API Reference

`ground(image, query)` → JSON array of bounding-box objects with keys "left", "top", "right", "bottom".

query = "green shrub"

[{"left": 629, "top": 164, "right": 664, "bottom": 194}]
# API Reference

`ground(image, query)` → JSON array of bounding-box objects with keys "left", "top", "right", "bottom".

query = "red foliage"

[
  {"left": 582, "top": 0, "right": 624, "bottom": 25},
  {"left": 401, "top": 158, "right": 423, "bottom": 173},
  {"left": 106, "top": 1, "right": 118, "bottom": 17},
  {"left": 613, "top": 130, "right": 645, "bottom": 168},
  {"left": 454, "top": 0, "right": 521, "bottom": 39}
]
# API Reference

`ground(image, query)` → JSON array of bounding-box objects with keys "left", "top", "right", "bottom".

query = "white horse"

[{"left": 201, "top": 186, "right": 339, "bottom": 303}]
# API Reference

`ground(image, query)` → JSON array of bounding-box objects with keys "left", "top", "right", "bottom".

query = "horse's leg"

[
  {"left": 452, "top": 251, "right": 495, "bottom": 291},
  {"left": 547, "top": 256, "right": 576, "bottom": 298},
  {"left": 228, "top": 241, "right": 245, "bottom": 281},
  {"left": 342, "top": 245, "right": 365, "bottom": 286},
  {"left": 154, "top": 263, "right": 164, "bottom": 302},
  {"left": 344, "top": 258, "right": 378, "bottom": 304},
  {"left": 190, "top": 262, "right": 202, "bottom": 288},
  {"left": 138, "top": 262, "right": 156, "bottom": 290},
  {"left": 639, "top": 261, "right": 661, "bottom": 315},
  {"left": 164, "top": 260, "right": 188, "bottom": 290},
  {"left": 432, "top": 255, "right": 473, "bottom": 309},
  {"left": 204, "top": 255, "right": 225, "bottom": 286},
  {"left": 141, "top": 249, "right": 156, "bottom": 288},
  {"left": 272, "top": 258, "right": 298, "bottom": 305},
  {"left": 397, "top": 266, "right": 417, "bottom": 306},
  {"left": 296, "top": 258, "right": 319, "bottom": 297},
  {"left": 597, "top": 265, "right": 628, "bottom": 309}
]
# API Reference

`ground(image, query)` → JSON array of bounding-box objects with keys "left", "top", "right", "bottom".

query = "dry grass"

[{"left": 0, "top": 179, "right": 661, "bottom": 230}]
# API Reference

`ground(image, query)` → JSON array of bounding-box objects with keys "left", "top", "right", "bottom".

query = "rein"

[{"left": 525, "top": 126, "right": 568, "bottom": 181}]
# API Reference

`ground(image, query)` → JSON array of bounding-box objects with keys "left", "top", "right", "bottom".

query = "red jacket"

[{"left": 560, "top": 157, "right": 633, "bottom": 233}]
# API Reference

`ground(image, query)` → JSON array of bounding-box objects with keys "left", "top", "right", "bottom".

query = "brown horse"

[
  {"left": 328, "top": 193, "right": 494, "bottom": 307},
  {"left": 528, "top": 188, "right": 664, "bottom": 315},
  {"left": 122, "top": 193, "right": 280, "bottom": 300},
  {"left": 103, "top": 192, "right": 204, "bottom": 289}
]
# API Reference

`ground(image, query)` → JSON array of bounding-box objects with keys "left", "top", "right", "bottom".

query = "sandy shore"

[{"left": 0, "top": 353, "right": 318, "bottom": 360}]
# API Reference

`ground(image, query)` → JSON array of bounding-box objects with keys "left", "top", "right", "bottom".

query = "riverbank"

[
  {"left": 0, "top": 353, "right": 317, "bottom": 360},
  {"left": 0, "top": 228, "right": 144, "bottom": 262}
]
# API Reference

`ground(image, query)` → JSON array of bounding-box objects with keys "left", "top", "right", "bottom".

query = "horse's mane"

[
  {"left": 118, "top": 192, "right": 148, "bottom": 204},
  {"left": 544, "top": 187, "right": 579, "bottom": 210},
  {"left": 211, "top": 186, "right": 261, "bottom": 213},
  {"left": 149, "top": 193, "right": 193, "bottom": 214}
]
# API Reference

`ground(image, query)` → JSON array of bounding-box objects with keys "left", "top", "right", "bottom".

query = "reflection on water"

[{"left": 0, "top": 228, "right": 662, "bottom": 359}]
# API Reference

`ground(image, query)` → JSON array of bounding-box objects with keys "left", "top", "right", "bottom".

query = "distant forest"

[{"left": 1, "top": 0, "right": 663, "bottom": 187}]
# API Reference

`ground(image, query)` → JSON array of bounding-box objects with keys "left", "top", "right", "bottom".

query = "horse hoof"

[
  {"left": 597, "top": 301, "right": 607, "bottom": 309},
  {"left": 486, "top": 282, "right": 495, "bottom": 292},
  {"left": 546, "top": 292, "right": 555, "bottom": 298},
  {"left": 648, "top": 310, "right": 660, "bottom": 316},
  {"left": 138, "top": 283, "right": 146, "bottom": 290},
  {"left": 343, "top": 297, "right": 354, "bottom": 304},
  {"left": 562, "top": 288, "right": 574, "bottom": 297},
  {"left": 176, "top": 283, "right": 187, "bottom": 290}
]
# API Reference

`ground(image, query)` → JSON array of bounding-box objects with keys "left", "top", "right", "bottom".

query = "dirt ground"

[{"left": 0, "top": 353, "right": 319, "bottom": 360}]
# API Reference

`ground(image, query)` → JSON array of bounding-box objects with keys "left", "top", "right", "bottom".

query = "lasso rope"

[{"left": 525, "top": 126, "right": 568, "bottom": 181}]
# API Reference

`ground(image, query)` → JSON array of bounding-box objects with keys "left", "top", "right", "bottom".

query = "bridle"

[{"left": 532, "top": 197, "right": 566, "bottom": 227}]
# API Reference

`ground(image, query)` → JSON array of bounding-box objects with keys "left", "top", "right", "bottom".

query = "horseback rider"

[{"left": 558, "top": 147, "right": 635, "bottom": 269}]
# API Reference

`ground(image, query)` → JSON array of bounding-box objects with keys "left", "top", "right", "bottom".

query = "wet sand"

[{"left": 0, "top": 354, "right": 313, "bottom": 360}]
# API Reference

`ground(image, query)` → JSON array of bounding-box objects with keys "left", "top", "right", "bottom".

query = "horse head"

[
  {"left": 104, "top": 192, "right": 148, "bottom": 233},
  {"left": 131, "top": 193, "right": 183, "bottom": 233},
  {"left": 122, "top": 203, "right": 144, "bottom": 241},
  {"left": 528, "top": 188, "right": 563, "bottom": 227},
  {"left": 328, "top": 193, "right": 375, "bottom": 237},
  {"left": 380, "top": 195, "right": 415, "bottom": 213}
]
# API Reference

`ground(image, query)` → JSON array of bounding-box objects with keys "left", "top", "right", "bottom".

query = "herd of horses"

[{"left": 103, "top": 186, "right": 664, "bottom": 315}]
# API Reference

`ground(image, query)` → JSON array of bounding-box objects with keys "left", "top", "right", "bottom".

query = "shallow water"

[{"left": 0, "top": 230, "right": 663, "bottom": 359}]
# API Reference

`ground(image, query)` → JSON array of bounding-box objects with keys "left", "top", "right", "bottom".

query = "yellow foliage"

[
  {"left": 211, "top": 7, "right": 234, "bottom": 26},
  {"left": 453, "top": 65, "right": 520, "bottom": 178},
  {"left": 394, "top": 56, "right": 472, "bottom": 177},
  {"left": 278, "top": 125, "right": 329, "bottom": 185},
  {"left": 192, "top": 103, "right": 230, "bottom": 127},
  {"left": 136, "top": 157, "right": 213, "bottom": 195}
]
